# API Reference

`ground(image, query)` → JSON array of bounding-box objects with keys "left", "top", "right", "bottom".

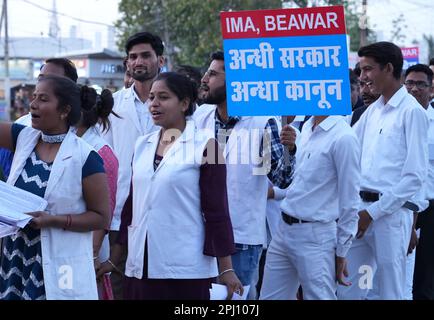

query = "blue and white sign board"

[{"left": 221, "top": 6, "right": 351, "bottom": 116}]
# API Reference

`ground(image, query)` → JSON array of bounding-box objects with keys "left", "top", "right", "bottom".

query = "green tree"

[
  {"left": 115, "top": 0, "right": 282, "bottom": 67},
  {"left": 423, "top": 34, "right": 434, "bottom": 62},
  {"left": 390, "top": 13, "right": 407, "bottom": 46},
  {"left": 115, "top": 0, "right": 372, "bottom": 67}
]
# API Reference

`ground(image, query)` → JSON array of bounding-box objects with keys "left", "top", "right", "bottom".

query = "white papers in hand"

[
  {"left": 0, "top": 222, "right": 19, "bottom": 238},
  {"left": 0, "top": 180, "right": 48, "bottom": 237},
  {"left": 209, "top": 283, "right": 250, "bottom": 300}
]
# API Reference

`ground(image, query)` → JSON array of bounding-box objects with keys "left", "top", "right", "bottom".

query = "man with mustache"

[
  {"left": 349, "top": 64, "right": 381, "bottom": 127},
  {"left": 102, "top": 31, "right": 163, "bottom": 299},
  {"left": 338, "top": 42, "right": 428, "bottom": 300}
]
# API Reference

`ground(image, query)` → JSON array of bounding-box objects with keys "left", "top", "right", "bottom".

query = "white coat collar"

[
  {"left": 44, "top": 128, "right": 76, "bottom": 199},
  {"left": 149, "top": 120, "right": 196, "bottom": 175},
  {"left": 122, "top": 85, "right": 145, "bottom": 134}
]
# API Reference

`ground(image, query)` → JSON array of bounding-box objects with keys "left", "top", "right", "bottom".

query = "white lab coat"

[
  {"left": 8, "top": 127, "right": 98, "bottom": 300},
  {"left": 125, "top": 121, "right": 219, "bottom": 279}
]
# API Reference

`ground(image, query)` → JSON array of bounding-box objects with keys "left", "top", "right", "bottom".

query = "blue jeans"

[{"left": 231, "top": 243, "right": 263, "bottom": 286}]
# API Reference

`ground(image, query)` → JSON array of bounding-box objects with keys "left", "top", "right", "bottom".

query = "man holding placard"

[{"left": 214, "top": 5, "right": 361, "bottom": 300}]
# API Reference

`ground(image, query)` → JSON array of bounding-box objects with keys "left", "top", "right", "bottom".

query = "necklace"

[{"left": 41, "top": 133, "right": 67, "bottom": 144}]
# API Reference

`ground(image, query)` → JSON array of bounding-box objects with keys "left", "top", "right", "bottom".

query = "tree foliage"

[
  {"left": 115, "top": 0, "right": 374, "bottom": 68},
  {"left": 390, "top": 13, "right": 407, "bottom": 46},
  {"left": 423, "top": 34, "right": 434, "bottom": 62}
]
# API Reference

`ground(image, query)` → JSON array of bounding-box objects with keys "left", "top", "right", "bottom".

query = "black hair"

[
  {"left": 125, "top": 31, "right": 164, "bottom": 56},
  {"left": 358, "top": 42, "right": 403, "bottom": 80},
  {"left": 429, "top": 58, "right": 434, "bottom": 67},
  {"left": 405, "top": 63, "right": 433, "bottom": 85},
  {"left": 80, "top": 86, "right": 115, "bottom": 132},
  {"left": 353, "top": 62, "right": 361, "bottom": 77},
  {"left": 43, "top": 58, "right": 78, "bottom": 83},
  {"left": 174, "top": 65, "right": 202, "bottom": 89},
  {"left": 153, "top": 72, "right": 198, "bottom": 116},
  {"left": 349, "top": 69, "right": 359, "bottom": 86},
  {"left": 210, "top": 51, "right": 224, "bottom": 62},
  {"left": 39, "top": 75, "right": 81, "bottom": 126}
]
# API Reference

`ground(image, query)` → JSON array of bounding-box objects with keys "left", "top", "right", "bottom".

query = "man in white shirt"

[
  {"left": 337, "top": 42, "right": 428, "bottom": 300},
  {"left": 404, "top": 63, "right": 434, "bottom": 300},
  {"left": 260, "top": 115, "right": 361, "bottom": 300},
  {"left": 103, "top": 32, "right": 163, "bottom": 299}
]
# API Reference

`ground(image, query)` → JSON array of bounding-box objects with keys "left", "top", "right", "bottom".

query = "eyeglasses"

[{"left": 404, "top": 80, "right": 431, "bottom": 89}]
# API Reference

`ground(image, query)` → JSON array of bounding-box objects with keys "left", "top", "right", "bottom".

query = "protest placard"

[
  {"left": 221, "top": 5, "right": 351, "bottom": 116},
  {"left": 401, "top": 46, "right": 419, "bottom": 70}
]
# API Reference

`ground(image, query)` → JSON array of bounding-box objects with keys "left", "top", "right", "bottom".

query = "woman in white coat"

[
  {"left": 100, "top": 72, "right": 243, "bottom": 299},
  {"left": 0, "top": 75, "right": 110, "bottom": 300}
]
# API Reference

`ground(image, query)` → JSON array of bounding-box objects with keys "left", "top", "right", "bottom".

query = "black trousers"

[{"left": 413, "top": 205, "right": 434, "bottom": 299}]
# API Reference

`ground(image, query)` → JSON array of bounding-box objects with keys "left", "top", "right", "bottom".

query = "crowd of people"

[{"left": 0, "top": 29, "right": 434, "bottom": 300}]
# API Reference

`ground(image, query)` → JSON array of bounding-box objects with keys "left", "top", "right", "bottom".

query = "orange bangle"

[{"left": 63, "top": 214, "right": 72, "bottom": 230}]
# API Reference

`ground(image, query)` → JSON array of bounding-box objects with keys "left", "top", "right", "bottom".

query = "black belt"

[
  {"left": 359, "top": 191, "right": 419, "bottom": 212},
  {"left": 281, "top": 212, "right": 311, "bottom": 225}
]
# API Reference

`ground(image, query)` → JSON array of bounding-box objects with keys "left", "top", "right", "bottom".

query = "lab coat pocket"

[
  {"left": 159, "top": 224, "right": 198, "bottom": 268},
  {"left": 51, "top": 254, "right": 96, "bottom": 299},
  {"left": 127, "top": 225, "right": 145, "bottom": 269}
]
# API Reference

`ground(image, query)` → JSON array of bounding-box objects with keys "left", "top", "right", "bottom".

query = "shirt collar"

[
  {"left": 306, "top": 116, "right": 340, "bottom": 132},
  {"left": 426, "top": 105, "right": 434, "bottom": 120},
  {"left": 130, "top": 84, "right": 148, "bottom": 104},
  {"left": 215, "top": 109, "right": 241, "bottom": 126},
  {"left": 382, "top": 86, "right": 408, "bottom": 109}
]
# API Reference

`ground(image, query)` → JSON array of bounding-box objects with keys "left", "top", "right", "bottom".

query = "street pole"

[
  {"left": 3, "top": 0, "right": 10, "bottom": 121},
  {"left": 360, "top": 0, "right": 368, "bottom": 48}
]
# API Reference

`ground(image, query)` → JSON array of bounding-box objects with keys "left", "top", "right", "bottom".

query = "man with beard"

[
  {"left": 349, "top": 64, "right": 381, "bottom": 127},
  {"left": 193, "top": 51, "right": 296, "bottom": 293},
  {"left": 337, "top": 42, "right": 428, "bottom": 300},
  {"left": 102, "top": 32, "right": 163, "bottom": 299}
]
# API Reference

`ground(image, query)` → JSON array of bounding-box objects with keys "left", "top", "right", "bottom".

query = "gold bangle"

[
  {"left": 107, "top": 259, "right": 120, "bottom": 273},
  {"left": 218, "top": 268, "right": 235, "bottom": 277}
]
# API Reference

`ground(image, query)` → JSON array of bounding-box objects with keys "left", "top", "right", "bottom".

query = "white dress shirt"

[
  {"left": 280, "top": 116, "right": 361, "bottom": 257},
  {"left": 131, "top": 84, "right": 152, "bottom": 132},
  {"left": 353, "top": 86, "right": 429, "bottom": 220},
  {"left": 425, "top": 106, "right": 434, "bottom": 201}
]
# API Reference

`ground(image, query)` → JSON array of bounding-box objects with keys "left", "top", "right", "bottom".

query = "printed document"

[{"left": 0, "top": 180, "right": 48, "bottom": 238}]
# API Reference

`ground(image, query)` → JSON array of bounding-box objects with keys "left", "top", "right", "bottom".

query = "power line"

[{"left": 19, "top": 0, "right": 113, "bottom": 27}]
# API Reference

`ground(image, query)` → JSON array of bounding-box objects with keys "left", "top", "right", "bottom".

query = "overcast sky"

[
  {"left": 367, "top": 0, "right": 434, "bottom": 44},
  {"left": 4, "top": 0, "right": 434, "bottom": 54},
  {"left": 7, "top": 0, "right": 119, "bottom": 47}
]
